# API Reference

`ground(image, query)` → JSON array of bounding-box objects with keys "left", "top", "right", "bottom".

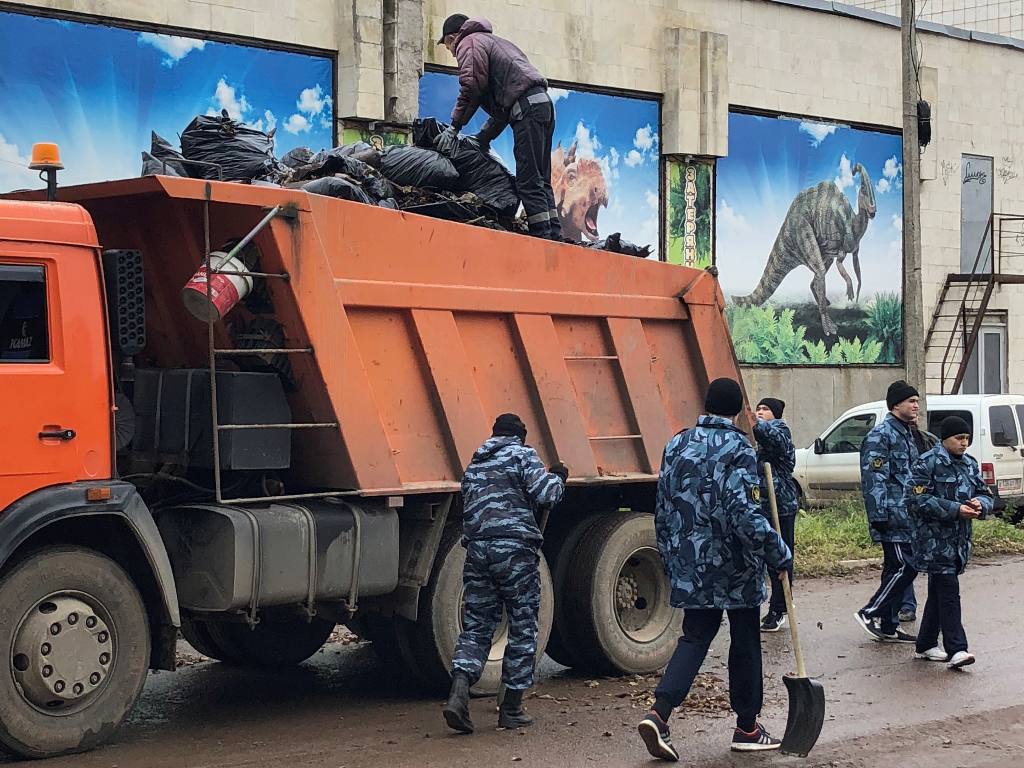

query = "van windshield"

[
  {"left": 990, "top": 405, "right": 1019, "bottom": 448},
  {"left": 927, "top": 410, "right": 974, "bottom": 437}
]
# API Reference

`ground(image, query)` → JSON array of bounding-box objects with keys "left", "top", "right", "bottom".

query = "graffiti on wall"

[
  {"left": 717, "top": 112, "right": 904, "bottom": 365},
  {"left": 666, "top": 159, "right": 713, "bottom": 269},
  {"left": 0, "top": 10, "right": 334, "bottom": 192},
  {"left": 418, "top": 71, "right": 661, "bottom": 255}
]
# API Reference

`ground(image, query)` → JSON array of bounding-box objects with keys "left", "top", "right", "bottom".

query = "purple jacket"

[{"left": 450, "top": 18, "right": 547, "bottom": 140}]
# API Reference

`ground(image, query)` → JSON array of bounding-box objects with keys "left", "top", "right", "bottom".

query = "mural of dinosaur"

[
  {"left": 551, "top": 141, "right": 609, "bottom": 242},
  {"left": 731, "top": 162, "right": 877, "bottom": 337}
]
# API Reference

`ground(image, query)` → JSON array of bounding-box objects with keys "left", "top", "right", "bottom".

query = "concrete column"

[
  {"left": 663, "top": 27, "right": 728, "bottom": 157},
  {"left": 336, "top": 0, "right": 386, "bottom": 120},
  {"left": 383, "top": 0, "right": 424, "bottom": 123}
]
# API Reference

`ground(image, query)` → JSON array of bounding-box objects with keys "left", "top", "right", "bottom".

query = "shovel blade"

[{"left": 780, "top": 674, "right": 826, "bottom": 757}]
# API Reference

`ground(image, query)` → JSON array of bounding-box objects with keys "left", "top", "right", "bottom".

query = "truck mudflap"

[{"left": 0, "top": 481, "right": 180, "bottom": 629}]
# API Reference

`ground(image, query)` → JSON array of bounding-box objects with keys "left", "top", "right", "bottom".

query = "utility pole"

[{"left": 902, "top": 0, "right": 927, "bottom": 421}]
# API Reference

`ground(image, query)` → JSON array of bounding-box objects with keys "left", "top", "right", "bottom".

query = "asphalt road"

[{"left": 5, "top": 557, "right": 1024, "bottom": 767}]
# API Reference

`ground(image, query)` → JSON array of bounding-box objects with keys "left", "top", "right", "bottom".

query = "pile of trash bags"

[{"left": 141, "top": 111, "right": 651, "bottom": 257}]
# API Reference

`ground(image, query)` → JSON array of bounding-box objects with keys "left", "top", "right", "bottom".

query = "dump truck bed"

[{"left": 43, "top": 176, "right": 744, "bottom": 495}]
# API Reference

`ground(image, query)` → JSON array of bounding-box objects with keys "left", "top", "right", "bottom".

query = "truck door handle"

[{"left": 39, "top": 428, "right": 76, "bottom": 441}]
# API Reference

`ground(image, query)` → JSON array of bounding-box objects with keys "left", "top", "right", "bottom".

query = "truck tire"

[
  {"left": 180, "top": 614, "right": 231, "bottom": 661},
  {"left": 205, "top": 617, "right": 335, "bottom": 667},
  {"left": 355, "top": 614, "right": 430, "bottom": 687},
  {"left": 564, "top": 513, "right": 680, "bottom": 676},
  {"left": 409, "top": 531, "right": 553, "bottom": 696},
  {"left": 0, "top": 546, "right": 150, "bottom": 759},
  {"left": 543, "top": 515, "right": 602, "bottom": 668}
]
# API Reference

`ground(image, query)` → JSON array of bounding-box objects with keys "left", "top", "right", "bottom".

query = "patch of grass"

[{"left": 793, "top": 497, "right": 1024, "bottom": 577}]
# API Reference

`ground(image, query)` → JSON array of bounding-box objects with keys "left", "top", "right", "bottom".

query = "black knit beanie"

[
  {"left": 886, "top": 380, "right": 919, "bottom": 410},
  {"left": 492, "top": 413, "right": 527, "bottom": 441},
  {"left": 757, "top": 397, "right": 785, "bottom": 420},
  {"left": 705, "top": 378, "right": 744, "bottom": 418},
  {"left": 940, "top": 415, "right": 972, "bottom": 441}
]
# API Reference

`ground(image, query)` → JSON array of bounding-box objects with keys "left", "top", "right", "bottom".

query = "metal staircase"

[{"left": 924, "top": 214, "right": 1024, "bottom": 394}]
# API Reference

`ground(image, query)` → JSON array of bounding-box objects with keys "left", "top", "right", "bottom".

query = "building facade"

[{"left": 2, "top": 0, "right": 1023, "bottom": 444}]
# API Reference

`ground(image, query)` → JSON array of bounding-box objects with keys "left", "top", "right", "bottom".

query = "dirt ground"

[{"left": 5, "top": 557, "right": 1024, "bottom": 768}]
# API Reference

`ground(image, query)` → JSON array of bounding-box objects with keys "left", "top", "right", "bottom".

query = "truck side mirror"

[
  {"left": 814, "top": 438, "right": 825, "bottom": 455},
  {"left": 102, "top": 249, "right": 146, "bottom": 356}
]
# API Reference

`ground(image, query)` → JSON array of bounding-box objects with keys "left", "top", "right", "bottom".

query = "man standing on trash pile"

[
  {"left": 443, "top": 413, "right": 568, "bottom": 734},
  {"left": 436, "top": 14, "right": 563, "bottom": 240},
  {"left": 638, "top": 378, "right": 791, "bottom": 762}
]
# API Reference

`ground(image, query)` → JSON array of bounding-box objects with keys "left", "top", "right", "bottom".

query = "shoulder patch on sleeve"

[
  {"left": 912, "top": 484, "right": 926, "bottom": 495},
  {"left": 871, "top": 457, "right": 884, "bottom": 470},
  {"left": 749, "top": 486, "right": 761, "bottom": 503}
]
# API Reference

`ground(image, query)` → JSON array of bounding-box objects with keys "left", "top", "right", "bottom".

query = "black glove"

[
  {"left": 466, "top": 132, "right": 491, "bottom": 154},
  {"left": 549, "top": 462, "right": 569, "bottom": 481},
  {"left": 434, "top": 126, "right": 459, "bottom": 156}
]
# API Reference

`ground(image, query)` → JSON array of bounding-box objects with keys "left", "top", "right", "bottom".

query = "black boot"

[
  {"left": 443, "top": 672, "right": 474, "bottom": 733},
  {"left": 498, "top": 688, "right": 533, "bottom": 729}
]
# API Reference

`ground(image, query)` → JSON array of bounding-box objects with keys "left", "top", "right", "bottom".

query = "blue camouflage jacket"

[
  {"left": 461, "top": 435, "right": 566, "bottom": 547},
  {"left": 860, "top": 413, "right": 919, "bottom": 543},
  {"left": 754, "top": 418, "right": 799, "bottom": 519},
  {"left": 907, "top": 446, "right": 993, "bottom": 575},
  {"left": 655, "top": 415, "right": 792, "bottom": 610}
]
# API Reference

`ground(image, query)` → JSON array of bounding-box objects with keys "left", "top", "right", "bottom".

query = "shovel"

[{"left": 763, "top": 463, "right": 826, "bottom": 757}]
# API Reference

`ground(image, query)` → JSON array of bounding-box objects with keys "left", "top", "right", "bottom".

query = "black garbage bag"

[
  {"left": 586, "top": 232, "right": 653, "bottom": 259},
  {"left": 149, "top": 132, "right": 188, "bottom": 176},
  {"left": 281, "top": 147, "right": 314, "bottom": 169},
  {"left": 180, "top": 110, "right": 279, "bottom": 182},
  {"left": 377, "top": 198, "right": 399, "bottom": 209},
  {"left": 412, "top": 118, "right": 446, "bottom": 149},
  {"left": 302, "top": 176, "right": 374, "bottom": 205},
  {"left": 380, "top": 146, "right": 460, "bottom": 189},
  {"left": 141, "top": 151, "right": 182, "bottom": 177}
]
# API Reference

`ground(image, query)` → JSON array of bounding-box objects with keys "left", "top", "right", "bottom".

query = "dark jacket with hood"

[
  {"left": 460, "top": 435, "right": 565, "bottom": 547},
  {"left": 450, "top": 18, "right": 547, "bottom": 141}
]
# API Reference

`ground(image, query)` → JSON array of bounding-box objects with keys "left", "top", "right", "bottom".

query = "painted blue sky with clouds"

[
  {"left": 0, "top": 10, "right": 333, "bottom": 192},
  {"left": 717, "top": 112, "right": 904, "bottom": 304},
  {"left": 419, "top": 71, "right": 661, "bottom": 252}
]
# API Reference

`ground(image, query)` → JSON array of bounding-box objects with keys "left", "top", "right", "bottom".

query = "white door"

[
  {"left": 803, "top": 412, "right": 878, "bottom": 501},
  {"left": 988, "top": 403, "right": 1024, "bottom": 500},
  {"left": 961, "top": 326, "right": 1006, "bottom": 395}
]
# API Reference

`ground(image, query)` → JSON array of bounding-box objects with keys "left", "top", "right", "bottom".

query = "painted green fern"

[{"left": 864, "top": 292, "right": 903, "bottom": 364}]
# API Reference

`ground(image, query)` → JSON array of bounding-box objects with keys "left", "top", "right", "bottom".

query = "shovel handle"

[{"left": 763, "top": 463, "right": 807, "bottom": 680}]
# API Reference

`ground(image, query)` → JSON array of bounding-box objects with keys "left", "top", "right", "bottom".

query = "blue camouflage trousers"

[{"left": 451, "top": 539, "right": 541, "bottom": 690}]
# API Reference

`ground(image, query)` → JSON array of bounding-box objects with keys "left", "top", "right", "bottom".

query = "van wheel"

[
  {"left": 0, "top": 546, "right": 150, "bottom": 759},
  {"left": 205, "top": 617, "right": 335, "bottom": 667},
  {"left": 408, "top": 531, "right": 553, "bottom": 696},
  {"left": 564, "top": 513, "right": 680, "bottom": 676},
  {"left": 543, "top": 515, "right": 602, "bottom": 668}
]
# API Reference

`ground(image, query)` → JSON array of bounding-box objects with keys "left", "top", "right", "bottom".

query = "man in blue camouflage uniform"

[
  {"left": 907, "top": 415, "right": 992, "bottom": 670},
  {"left": 854, "top": 380, "right": 921, "bottom": 643},
  {"left": 752, "top": 397, "right": 799, "bottom": 633},
  {"left": 443, "top": 413, "right": 567, "bottom": 734},
  {"left": 638, "top": 378, "right": 792, "bottom": 762}
]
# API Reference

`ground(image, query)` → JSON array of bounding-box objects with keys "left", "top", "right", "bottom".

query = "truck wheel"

[
  {"left": 180, "top": 614, "right": 231, "bottom": 661},
  {"left": 410, "top": 531, "right": 553, "bottom": 696},
  {"left": 355, "top": 614, "right": 430, "bottom": 687},
  {"left": 205, "top": 617, "right": 335, "bottom": 667},
  {"left": 564, "top": 513, "right": 680, "bottom": 676},
  {"left": 0, "top": 546, "right": 150, "bottom": 759},
  {"left": 543, "top": 515, "right": 602, "bottom": 668}
]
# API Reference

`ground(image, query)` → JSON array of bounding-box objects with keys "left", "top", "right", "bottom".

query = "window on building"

[
  {"left": 989, "top": 405, "right": 1019, "bottom": 448},
  {"left": 0, "top": 265, "right": 49, "bottom": 363},
  {"left": 822, "top": 414, "right": 877, "bottom": 454}
]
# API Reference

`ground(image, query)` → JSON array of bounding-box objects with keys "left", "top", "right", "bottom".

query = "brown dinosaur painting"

[{"left": 551, "top": 141, "right": 609, "bottom": 241}]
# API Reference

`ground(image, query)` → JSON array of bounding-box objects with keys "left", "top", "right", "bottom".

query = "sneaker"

[
  {"left": 948, "top": 651, "right": 976, "bottom": 669},
  {"left": 879, "top": 628, "right": 917, "bottom": 644},
  {"left": 760, "top": 611, "right": 787, "bottom": 633},
  {"left": 638, "top": 713, "right": 679, "bottom": 762},
  {"left": 898, "top": 609, "right": 917, "bottom": 623},
  {"left": 854, "top": 610, "right": 887, "bottom": 641},
  {"left": 914, "top": 647, "right": 948, "bottom": 662},
  {"left": 731, "top": 722, "right": 782, "bottom": 752}
]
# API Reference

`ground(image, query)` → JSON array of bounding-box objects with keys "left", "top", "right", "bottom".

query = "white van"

[{"left": 793, "top": 394, "right": 1024, "bottom": 511}]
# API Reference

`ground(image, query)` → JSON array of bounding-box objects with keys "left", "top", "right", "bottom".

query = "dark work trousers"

[
  {"left": 862, "top": 541, "right": 918, "bottom": 634},
  {"left": 511, "top": 90, "right": 561, "bottom": 239},
  {"left": 916, "top": 572, "right": 968, "bottom": 656},
  {"left": 654, "top": 608, "right": 762, "bottom": 731},
  {"left": 768, "top": 514, "right": 796, "bottom": 615}
]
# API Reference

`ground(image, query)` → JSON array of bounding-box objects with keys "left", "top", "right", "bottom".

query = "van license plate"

[{"left": 997, "top": 478, "right": 1022, "bottom": 494}]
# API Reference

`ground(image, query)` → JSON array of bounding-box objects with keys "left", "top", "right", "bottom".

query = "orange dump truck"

[{"left": 0, "top": 175, "right": 746, "bottom": 758}]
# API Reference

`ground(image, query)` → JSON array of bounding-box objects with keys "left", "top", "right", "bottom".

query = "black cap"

[
  {"left": 492, "top": 413, "right": 527, "bottom": 441},
  {"left": 757, "top": 397, "right": 785, "bottom": 420},
  {"left": 438, "top": 13, "right": 468, "bottom": 43},
  {"left": 886, "top": 380, "right": 919, "bottom": 410},
  {"left": 940, "top": 416, "right": 972, "bottom": 441},
  {"left": 705, "top": 378, "right": 744, "bottom": 418}
]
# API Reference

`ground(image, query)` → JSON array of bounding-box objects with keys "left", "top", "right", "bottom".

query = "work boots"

[
  {"left": 443, "top": 672, "right": 474, "bottom": 734},
  {"left": 497, "top": 688, "right": 533, "bottom": 729}
]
